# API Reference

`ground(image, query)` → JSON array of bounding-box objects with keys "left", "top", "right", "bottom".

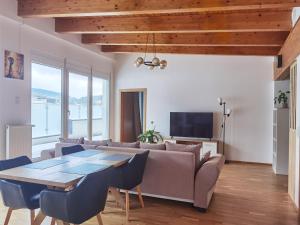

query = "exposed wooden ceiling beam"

[
  {"left": 82, "top": 32, "right": 289, "bottom": 46},
  {"left": 55, "top": 10, "right": 292, "bottom": 34},
  {"left": 274, "top": 19, "right": 300, "bottom": 80},
  {"left": 18, "top": 0, "right": 300, "bottom": 17},
  {"left": 101, "top": 45, "right": 280, "bottom": 56}
]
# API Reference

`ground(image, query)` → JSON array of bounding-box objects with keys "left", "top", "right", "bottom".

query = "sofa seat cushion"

[
  {"left": 165, "top": 142, "right": 201, "bottom": 169},
  {"left": 84, "top": 139, "right": 111, "bottom": 146},
  {"left": 59, "top": 137, "right": 84, "bottom": 144},
  {"left": 107, "top": 141, "right": 140, "bottom": 148},
  {"left": 140, "top": 143, "right": 166, "bottom": 150}
]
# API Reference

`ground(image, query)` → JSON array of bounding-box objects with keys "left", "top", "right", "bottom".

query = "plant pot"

[{"left": 282, "top": 103, "right": 288, "bottom": 108}]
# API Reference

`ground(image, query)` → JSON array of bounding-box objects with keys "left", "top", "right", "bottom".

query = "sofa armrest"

[
  {"left": 193, "top": 154, "right": 225, "bottom": 209},
  {"left": 41, "top": 149, "right": 55, "bottom": 160}
]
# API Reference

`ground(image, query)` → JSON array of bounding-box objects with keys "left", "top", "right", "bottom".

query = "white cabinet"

[{"left": 273, "top": 109, "right": 289, "bottom": 175}]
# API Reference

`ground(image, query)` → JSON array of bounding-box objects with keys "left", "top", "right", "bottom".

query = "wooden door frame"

[{"left": 119, "top": 88, "right": 147, "bottom": 142}]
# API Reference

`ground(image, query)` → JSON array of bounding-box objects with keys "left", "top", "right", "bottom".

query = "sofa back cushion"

[
  {"left": 59, "top": 137, "right": 84, "bottom": 144},
  {"left": 165, "top": 142, "right": 201, "bottom": 169},
  {"left": 84, "top": 139, "right": 111, "bottom": 146},
  {"left": 98, "top": 146, "right": 195, "bottom": 201},
  {"left": 107, "top": 141, "right": 140, "bottom": 148},
  {"left": 140, "top": 143, "right": 166, "bottom": 150}
]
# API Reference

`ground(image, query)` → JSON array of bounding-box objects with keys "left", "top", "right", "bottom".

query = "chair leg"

[
  {"left": 50, "top": 218, "right": 56, "bottom": 225},
  {"left": 96, "top": 213, "right": 103, "bottom": 225},
  {"left": 56, "top": 220, "right": 70, "bottom": 225},
  {"left": 125, "top": 191, "right": 130, "bottom": 221},
  {"left": 30, "top": 210, "right": 35, "bottom": 225},
  {"left": 33, "top": 210, "right": 46, "bottom": 225},
  {"left": 136, "top": 185, "right": 145, "bottom": 208},
  {"left": 4, "top": 208, "right": 13, "bottom": 225}
]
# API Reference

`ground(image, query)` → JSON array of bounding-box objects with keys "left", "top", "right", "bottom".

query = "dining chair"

[
  {"left": 61, "top": 145, "right": 84, "bottom": 156},
  {"left": 110, "top": 150, "right": 150, "bottom": 221},
  {"left": 39, "top": 166, "right": 113, "bottom": 225},
  {"left": 0, "top": 156, "right": 47, "bottom": 225}
]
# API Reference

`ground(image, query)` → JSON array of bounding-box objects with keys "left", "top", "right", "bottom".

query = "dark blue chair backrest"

[
  {"left": 122, "top": 150, "right": 150, "bottom": 189},
  {"left": 40, "top": 166, "right": 113, "bottom": 224},
  {"left": 62, "top": 145, "right": 84, "bottom": 156},
  {"left": 0, "top": 156, "right": 44, "bottom": 210},
  {"left": 0, "top": 156, "right": 31, "bottom": 171}
]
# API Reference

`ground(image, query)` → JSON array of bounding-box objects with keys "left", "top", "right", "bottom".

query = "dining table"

[{"left": 0, "top": 149, "right": 134, "bottom": 225}]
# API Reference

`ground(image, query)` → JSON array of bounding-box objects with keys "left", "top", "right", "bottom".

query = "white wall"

[
  {"left": 293, "top": 57, "right": 300, "bottom": 208},
  {"left": 0, "top": 13, "right": 114, "bottom": 159},
  {"left": 114, "top": 54, "right": 274, "bottom": 163}
]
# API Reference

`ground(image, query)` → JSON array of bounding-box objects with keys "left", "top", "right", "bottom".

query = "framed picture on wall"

[{"left": 4, "top": 50, "right": 24, "bottom": 80}]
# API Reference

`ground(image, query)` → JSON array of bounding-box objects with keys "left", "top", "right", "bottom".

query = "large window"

[
  {"left": 31, "top": 58, "right": 110, "bottom": 158},
  {"left": 68, "top": 72, "right": 89, "bottom": 138},
  {"left": 92, "top": 76, "right": 109, "bottom": 140},
  {"left": 31, "top": 62, "right": 62, "bottom": 158}
]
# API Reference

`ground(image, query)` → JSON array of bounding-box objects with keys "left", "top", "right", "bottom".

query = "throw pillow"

[
  {"left": 84, "top": 139, "right": 111, "bottom": 146},
  {"left": 59, "top": 137, "right": 84, "bottom": 144},
  {"left": 199, "top": 151, "right": 211, "bottom": 169},
  {"left": 140, "top": 143, "right": 166, "bottom": 150},
  {"left": 108, "top": 141, "right": 140, "bottom": 148},
  {"left": 165, "top": 141, "right": 201, "bottom": 169}
]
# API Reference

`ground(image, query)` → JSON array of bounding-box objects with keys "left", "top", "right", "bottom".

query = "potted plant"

[
  {"left": 274, "top": 90, "right": 290, "bottom": 108},
  {"left": 138, "top": 121, "right": 163, "bottom": 144}
]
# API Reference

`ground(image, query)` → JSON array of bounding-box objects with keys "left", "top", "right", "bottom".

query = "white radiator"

[{"left": 6, "top": 125, "right": 33, "bottom": 159}]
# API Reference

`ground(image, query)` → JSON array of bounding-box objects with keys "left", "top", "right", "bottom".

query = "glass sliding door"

[
  {"left": 31, "top": 62, "right": 62, "bottom": 158},
  {"left": 68, "top": 72, "right": 89, "bottom": 138},
  {"left": 92, "top": 76, "right": 109, "bottom": 140}
]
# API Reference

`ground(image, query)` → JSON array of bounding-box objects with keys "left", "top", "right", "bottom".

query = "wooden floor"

[{"left": 1, "top": 163, "right": 299, "bottom": 225}]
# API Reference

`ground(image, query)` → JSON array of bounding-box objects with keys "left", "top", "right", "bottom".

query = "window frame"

[
  {"left": 30, "top": 53, "right": 111, "bottom": 157},
  {"left": 30, "top": 57, "right": 64, "bottom": 158}
]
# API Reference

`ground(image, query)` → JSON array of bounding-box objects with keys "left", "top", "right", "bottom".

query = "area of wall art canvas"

[{"left": 4, "top": 50, "right": 24, "bottom": 80}]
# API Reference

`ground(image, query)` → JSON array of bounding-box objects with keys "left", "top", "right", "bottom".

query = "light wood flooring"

[{"left": 0, "top": 163, "right": 299, "bottom": 225}]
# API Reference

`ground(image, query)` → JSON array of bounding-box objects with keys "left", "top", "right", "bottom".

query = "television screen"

[{"left": 170, "top": 112, "right": 213, "bottom": 139}]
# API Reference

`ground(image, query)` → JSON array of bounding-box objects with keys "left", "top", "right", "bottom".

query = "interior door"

[
  {"left": 120, "top": 89, "right": 146, "bottom": 142},
  {"left": 288, "top": 62, "right": 297, "bottom": 201}
]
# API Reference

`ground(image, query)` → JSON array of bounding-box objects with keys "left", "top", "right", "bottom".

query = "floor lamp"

[{"left": 217, "top": 97, "right": 231, "bottom": 161}]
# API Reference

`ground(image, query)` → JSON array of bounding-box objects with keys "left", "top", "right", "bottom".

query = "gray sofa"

[{"left": 41, "top": 142, "right": 225, "bottom": 210}]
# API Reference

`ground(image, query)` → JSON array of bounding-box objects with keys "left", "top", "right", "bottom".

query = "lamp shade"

[
  {"left": 226, "top": 109, "right": 232, "bottom": 116},
  {"left": 217, "top": 97, "right": 223, "bottom": 104}
]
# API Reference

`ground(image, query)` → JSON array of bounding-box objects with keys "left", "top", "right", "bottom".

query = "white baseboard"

[{"left": 121, "top": 190, "right": 194, "bottom": 203}]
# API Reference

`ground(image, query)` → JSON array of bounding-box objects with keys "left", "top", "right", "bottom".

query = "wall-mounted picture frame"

[{"left": 4, "top": 50, "right": 24, "bottom": 80}]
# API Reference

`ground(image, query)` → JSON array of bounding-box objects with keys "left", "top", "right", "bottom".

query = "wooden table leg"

[
  {"left": 110, "top": 187, "right": 125, "bottom": 209},
  {"left": 33, "top": 210, "right": 46, "bottom": 225}
]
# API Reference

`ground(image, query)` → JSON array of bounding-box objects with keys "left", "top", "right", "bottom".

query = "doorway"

[{"left": 120, "top": 89, "right": 147, "bottom": 142}]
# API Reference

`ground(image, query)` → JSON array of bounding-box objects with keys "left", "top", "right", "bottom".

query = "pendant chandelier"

[{"left": 134, "top": 34, "right": 167, "bottom": 70}]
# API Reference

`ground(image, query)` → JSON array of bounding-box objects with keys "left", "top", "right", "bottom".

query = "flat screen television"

[{"left": 170, "top": 112, "right": 213, "bottom": 139}]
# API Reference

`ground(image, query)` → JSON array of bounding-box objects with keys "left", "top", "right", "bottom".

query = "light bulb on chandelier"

[{"left": 134, "top": 34, "right": 167, "bottom": 70}]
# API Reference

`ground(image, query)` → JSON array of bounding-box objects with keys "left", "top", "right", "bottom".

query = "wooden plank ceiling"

[{"left": 17, "top": 0, "right": 300, "bottom": 56}]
